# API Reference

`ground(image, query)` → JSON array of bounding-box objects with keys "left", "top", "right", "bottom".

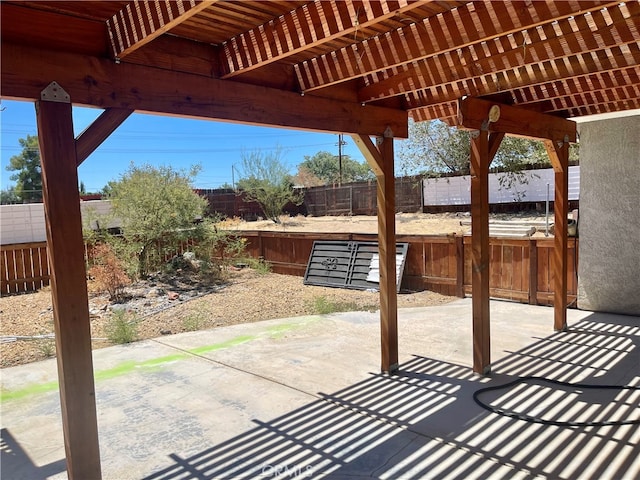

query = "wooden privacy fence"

[
  {"left": 1, "top": 241, "right": 49, "bottom": 294},
  {"left": 1, "top": 234, "right": 579, "bottom": 306},
  {"left": 240, "top": 231, "right": 579, "bottom": 306},
  {"left": 195, "top": 177, "right": 423, "bottom": 219},
  {"left": 304, "top": 177, "right": 423, "bottom": 216},
  {"left": 1, "top": 239, "right": 194, "bottom": 295}
]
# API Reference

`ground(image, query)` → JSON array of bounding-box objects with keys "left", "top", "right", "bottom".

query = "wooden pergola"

[{"left": 2, "top": 1, "right": 639, "bottom": 477}]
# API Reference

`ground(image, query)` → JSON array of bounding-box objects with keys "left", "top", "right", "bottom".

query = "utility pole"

[{"left": 336, "top": 133, "right": 347, "bottom": 186}]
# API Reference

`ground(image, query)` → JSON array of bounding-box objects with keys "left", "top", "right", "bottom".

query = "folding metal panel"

[{"left": 303, "top": 241, "right": 409, "bottom": 292}]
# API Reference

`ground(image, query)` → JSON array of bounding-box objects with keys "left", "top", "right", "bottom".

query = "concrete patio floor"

[{"left": 1, "top": 298, "right": 639, "bottom": 479}]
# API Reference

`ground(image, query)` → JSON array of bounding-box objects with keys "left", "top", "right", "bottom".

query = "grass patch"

[
  {"left": 106, "top": 309, "right": 139, "bottom": 344},
  {"left": 241, "top": 257, "right": 271, "bottom": 275},
  {"left": 309, "top": 295, "right": 367, "bottom": 315},
  {"left": 182, "top": 306, "right": 208, "bottom": 332},
  {"left": 37, "top": 338, "right": 55, "bottom": 358}
]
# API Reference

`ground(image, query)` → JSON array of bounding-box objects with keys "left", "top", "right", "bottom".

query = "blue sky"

[{"left": 1, "top": 99, "right": 368, "bottom": 193}]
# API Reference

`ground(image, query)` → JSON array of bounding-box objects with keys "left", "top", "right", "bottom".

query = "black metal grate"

[{"left": 303, "top": 241, "right": 409, "bottom": 292}]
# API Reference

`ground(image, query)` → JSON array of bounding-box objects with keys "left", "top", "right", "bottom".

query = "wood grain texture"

[
  {"left": 354, "top": 133, "right": 399, "bottom": 372},
  {"left": 458, "top": 97, "right": 577, "bottom": 143},
  {"left": 75, "top": 108, "right": 133, "bottom": 165},
  {"left": 470, "top": 130, "right": 492, "bottom": 375},
  {"left": 545, "top": 139, "right": 569, "bottom": 331},
  {"left": 37, "top": 99, "right": 102, "bottom": 479},
  {"left": 2, "top": 43, "right": 408, "bottom": 138}
]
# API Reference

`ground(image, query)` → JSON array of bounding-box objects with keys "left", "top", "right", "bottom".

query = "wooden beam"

[
  {"left": 107, "top": 1, "right": 217, "bottom": 60},
  {"left": 295, "top": 1, "right": 618, "bottom": 91},
  {"left": 0, "top": 3, "right": 108, "bottom": 57},
  {"left": 458, "top": 97, "right": 577, "bottom": 143},
  {"left": 1, "top": 42, "right": 408, "bottom": 138},
  {"left": 545, "top": 139, "right": 569, "bottom": 331},
  {"left": 75, "top": 108, "right": 133, "bottom": 166},
  {"left": 352, "top": 131, "right": 399, "bottom": 373},
  {"left": 488, "top": 132, "right": 506, "bottom": 162},
  {"left": 352, "top": 134, "right": 383, "bottom": 176},
  {"left": 36, "top": 85, "right": 101, "bottom": 479},
  {"left": 221, "top": 0, "right": 426, "bottom": 78}
]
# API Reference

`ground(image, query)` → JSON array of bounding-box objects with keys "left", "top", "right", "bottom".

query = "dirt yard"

[
  {"left": 1, "top": 212, "right": 546, "bottom": 367},
  {"left": 0, "top": 269, "right": 453, "bottom": 367},
  {"left": 219, "top": 211, "right": 547, "bottom": 235}
]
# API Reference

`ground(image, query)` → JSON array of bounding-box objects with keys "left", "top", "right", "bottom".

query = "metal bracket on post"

[
  {"left": 556, "top": 134, "right": 570, "bottom": 149},
  {"left": 377, "top": 126, "right": 394, "bottom": 147},
  {"left": 40, "top": 82, "right": 70, "bottom": 103}
]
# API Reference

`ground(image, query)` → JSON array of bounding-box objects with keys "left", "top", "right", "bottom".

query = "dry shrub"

[{"left": 88, "top": 243, "right": 130, "bottom": 301}]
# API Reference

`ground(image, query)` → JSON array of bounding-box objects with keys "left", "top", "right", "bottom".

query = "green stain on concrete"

[
  {"left": 0, "top": 380, "right": 59, "bottom": 403},
  {"left": 267, "top": 323, "right": 299, "bottom": 339},
  {"left": 267, "top": 317, "right": 319, "bottom": 339},
  {"left": 189, "top": 335, "right": 255, "bottom": 355},
  {"left": 93, "top": 352, "right": 187, "bottom": 382},
  {"left": 1, "top": 335, "right": 256, "bottom": 403}
]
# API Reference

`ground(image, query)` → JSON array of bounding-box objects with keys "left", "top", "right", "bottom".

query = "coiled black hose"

[{"left": 473, "top": 377, "right": 640, "bottom": 427}]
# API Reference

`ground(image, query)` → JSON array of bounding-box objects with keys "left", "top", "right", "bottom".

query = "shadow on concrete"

[
  {"left": 143, "top": 311, "right": 639, "bottom": 480},
  {"left": 1, "top": 428, "right": 67, "bottom": 480}
]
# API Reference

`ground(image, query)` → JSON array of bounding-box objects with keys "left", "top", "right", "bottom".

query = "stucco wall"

[
  {"left": 577, "top": 115, "right": 640, "bottom": 315},
  {"left": 0, "top": 200, "right": 114, "bottom": 245}
]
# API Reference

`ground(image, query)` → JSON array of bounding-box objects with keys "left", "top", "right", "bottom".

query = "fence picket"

[{"left": 1, "top": 236, "right": 578, "bottom": 305}]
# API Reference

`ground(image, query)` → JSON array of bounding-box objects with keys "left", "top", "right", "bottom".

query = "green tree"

[
  {"left": 0, "top": 187, "right": 20, "bottom": 205},
  {"left": 5, "top": 134, "right": 42, "bottom": 202},
  {"left": 397, "top": 120, "right": 471, "bottom": 176},
  {"left": 398, "top": 119, "right": 579, "bottom": 178},
  {"left": 297, "top": 151, "right": 373, "bottom": 185},
  {"left": 237, "top": 147, "right": 302, "bottom": 223},
  {"left": 107, "top": 163, "right": 208, "bottom": 278}
]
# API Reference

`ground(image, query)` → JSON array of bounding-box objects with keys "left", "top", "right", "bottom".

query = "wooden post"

[
  {"left": 352, "top": 132, "right": 398, "bottom": 373},
  {"left": 455, "top": 235, "right": 465, "bottom": 298},
  {"left": 377, "top": 131, "right": 398, "bottom": 373},
  {"left": 36, "top": 83, "right": 102, "bottom": 479},
  {"left": 545, "top": 139, "right": 569, "bottom": 331},
  {"left": 470, "top": 130, "right": 491, "bottom": 375},
  {"left": 529, "top": 238, "right": 538, "bottom": 305}
]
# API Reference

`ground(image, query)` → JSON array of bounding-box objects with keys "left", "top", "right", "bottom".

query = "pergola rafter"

[
  {"left": 294, "top": 0, "right": 617, "bottom": 92},
  {"left": 220, "top": 0, "right": 429, "bottom": 78},
  {"left": 107, "top": 0, "right": 218, "bottom": 60},
  {"left": 410, "top": 66, "right": 640, "bottom": 123},
  {"left": 359, "top": 2, "right": 640, "bottom": 103}
]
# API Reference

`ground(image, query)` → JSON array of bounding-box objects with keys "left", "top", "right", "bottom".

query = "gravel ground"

[{"left": 0, "top": 268, "right": 454, "bottom": 367}]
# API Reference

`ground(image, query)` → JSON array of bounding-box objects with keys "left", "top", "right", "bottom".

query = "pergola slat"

[
  {"left": 220, "top": 0, "right": 423, "bottom": 78},
  {"left": 359, "top": 3, "right": 640, "bottom": 103},
  {"left": 107, "top": 0, "right": 217, "bottom": 60},
  {"left": 295, "top": 1, "right": 617, "bottom": 91}
]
